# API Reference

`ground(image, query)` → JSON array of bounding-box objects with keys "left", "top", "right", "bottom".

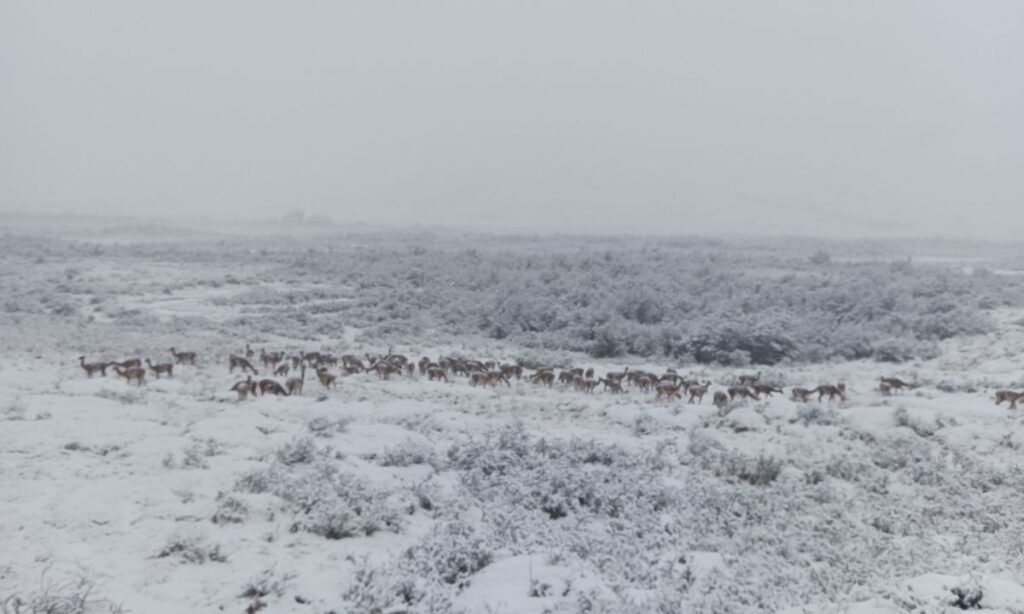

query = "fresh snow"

[{"left": 3, "top": 229, "right": 1024, "bottom": 613}]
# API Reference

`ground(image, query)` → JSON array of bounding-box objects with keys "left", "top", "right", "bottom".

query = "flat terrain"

[{"left": 3, "top": 225, "right": 1024, "bottom": 613}]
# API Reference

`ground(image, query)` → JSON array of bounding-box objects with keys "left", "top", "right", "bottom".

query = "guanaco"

[
  {"left": 995, "top": 390, "right": 1023, "bottom": 409},
  {"left": 879, "top": 381, "right": 892, "bottom": 396},
  {"left": 655, "top": 381, "right": 684, "bottom": 401},
  {"left": 260, "top": 349, "right": 283, "bottom": 368},
  {"left": 245, "top": 343, "right": 255, "bottom": 359},
  {"left": 713, "top": 391, "right": 729, "bottom": 409},
  {"left": 79, "top": 356, "right": 110, "bottom": 378},
  {"left": 116, "top": 358, "right": 142, "bottom": 370},
  {"left": 341, "top": 355, "right": 365, "bottom": 373},
  {"left": 728, "top": 386, "right": 759, "bottom": 401},
  {"left": 880, "top": 377, "right": 910, "bottom": 392},
  {"left": 370, "top": 362, "right": 400, "bottom": 380},
  {"left": 604, "top": 367, "right": 629, "bottom": 384},
  {"left": 169, "top": 348, "right": 197, "bottom": 365},
  {"left": 603, "top": 378, "right": 625, "bottom": 393},
  {"left": 229, "top": 354, "right": 258, "bottom": 374},
  {"left": 482, "top": 372, "right": 509, "bottom": 388},
  {"left": 427, "top": 366, "right": 448, "bottom": 382},
  {"left": 316, "top": 367, "right": 337, "bottom": 389},
  {"left": 258, "top": 379, "right": 288, "bottom": 396},
  {"left": 577, "top": 377, "right": 599, "bottom": 394},
  {"left": 501, "top": 364, "right": 523, "bottom": 380},
  {"left": 791, "top": 387, "right": 815, "bottom": 402},
  {"left": 145, "top": 359, "right": 173, "bottom": 378},
  {"left": 231, "top": 376, "right": 257, "bottom": 401},
  {"left": 635, "top": 374, "right": 655, "bottom": 392},
  {"left": 659, "top": 372, "right": 682, "bottom": 385},
  {"left": 687, "top": 383, "right": 709, "bottom": 404},
  {"left": 286, "top": 364, "right": 306, "bottom": 396},
  {"left": 114, "top": 365, "right": 146, "bottom": 386},
  {"left": 274, "top": 364, "right": 290, "bottom": 377},
  {"left": 816, "top": 383, "right": 847, "bottom": 402},
  {"left": 752, "top": 384, "right": 783, "bottom": 397},
  {"left": 529, "top": 370, "right": 555, "bottom": 387},
  {"left": 738, "top": 372, "right": 761, "bottom": 387}
]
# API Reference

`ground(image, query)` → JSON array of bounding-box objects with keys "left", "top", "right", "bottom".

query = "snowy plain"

[{"left": 3, "top": 219, "right": 1024, "bottom": 613}]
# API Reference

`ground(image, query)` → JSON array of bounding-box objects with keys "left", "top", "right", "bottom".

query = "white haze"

[{"left": 1, "top": 1, "right": 1022, "bottom": 238}]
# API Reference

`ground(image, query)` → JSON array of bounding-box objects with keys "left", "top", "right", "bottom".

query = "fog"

[{"left": 1, "top": 1, "right": 1022, "bottom": 238}]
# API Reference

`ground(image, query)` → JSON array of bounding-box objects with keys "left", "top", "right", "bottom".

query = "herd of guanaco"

[
  {"left": 77, "top": 348, "right": 198, "bottom": 386},
  {"left": 78, "top": 346, "right": 1023, "bottom": 411},
  {"left": 221, "top": 350, "right": 884, "bottom": 408}
]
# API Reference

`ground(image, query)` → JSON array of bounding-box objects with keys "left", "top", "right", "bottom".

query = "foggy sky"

[{"left": 1, "top": 1, "right": 1022, "bottom": 238}]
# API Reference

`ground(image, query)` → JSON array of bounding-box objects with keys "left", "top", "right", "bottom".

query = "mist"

[{"left": 1, "top": 1, "right": 1022, "bottom": 239}]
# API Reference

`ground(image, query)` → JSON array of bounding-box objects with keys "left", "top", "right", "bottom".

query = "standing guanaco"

[
  {"left": 79, "top": 356, "right": 110, "bottom": 378},
  {"left": 169, "top": 348, "right": 197, "bottom": 365},
  {"left": 145, "top": 359, "right": 173, "bottom": 378},
  {"left": 114, "top": 365, "right": 146, "bottom": 386}
]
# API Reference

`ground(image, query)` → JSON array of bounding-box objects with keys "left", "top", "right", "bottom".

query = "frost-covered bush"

[
  {"left": 2, "top": 397, "right": 27, "bottom": 421},
  {"left": 306, "top": 415, "right": 351, "bottom": 438},
  {"left": 404, "top": 521, "right": 494, "bottom": 587},
  {"left": 274, "top": 436, "right": 317, "bottom": 465},
  {"left": 7, "top": 233, "right": 1015, "bottom": 364},
  {"left": 376, "top": 440, "right": 440, "bottom": 469},
  {"left": 892, "top": 407, "right": 938, "bottom": 437},
  {"left": 156, "top": 534, "right": 227, "bottom": 564},
  {"left": 211, "top": 495, "right": 249, "bottom": 525},
  {"left": 791, "top": 404, "right": 841, "bottom": 427},
  {"left": 448, "top": 425, "right": 675, "bottom": 521},
  {"left": 262, "top": 235, "right": 1008, "bottom": 364},
  {"left": 239, "top": 568, "right": 294, "bottom": 599},
  {"left": 0, "top": 576, "right": 123, "bottom": 614},
  {"left": 236, "top": 461, "right": 402, "bottom": 540},
  {"left": 179, "top": 444, "right": 209, "bottom": 469},
  {"left": 712, "top": 452, "right": 783, "bottom": 486}
]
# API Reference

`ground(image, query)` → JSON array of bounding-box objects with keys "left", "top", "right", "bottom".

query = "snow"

[{"left": 3, "top": 229, "right": 1024, "bottom": 613}]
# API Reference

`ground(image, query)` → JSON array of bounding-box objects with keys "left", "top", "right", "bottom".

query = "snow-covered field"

[{"left": 3, "top": 223, "right": 1024, "bottom": 613}]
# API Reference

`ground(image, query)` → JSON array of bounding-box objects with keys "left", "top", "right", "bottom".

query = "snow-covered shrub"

[
  {"left": 306, "top": 415, "right": 350, "bottom": 438},
  {"left": 631, "top": 413, "right": 657, "bottom": 437},
  {"left": 145, "top": 234, "right": 1012, "bottom": 366},
  {"left": 403, "top": 520, "right": 494, "bottom": 587},
  {"left": 211, "top": 495, "right": 249, "bottom": 525},
  {"left": 239, "top": 568, "right": 294, "bottom": 599},
  {"left": 0, "top": 576, "right": 123, "bottom": 614},
  {"left": 375, "top": 440, "right": 440, "bottom": 469},
  {"left": 236, "top": 461, "right": 402, "bottom": 540},
  {"left": 892, "top": 407, "right": 937, "bottom": 437},
  {"left": 448, "top": 425, "right": 675, "bottom": 521},
  {"left": 791, "top": 404, "right": 840, "bottom": 427},
  {"left": 180, "top": 444, "right": 209, "bottom": 469},
  {"left": 712, "top": 452, "right": 783, "bottom": 486},
  {"left": 156, "top": 534, "right": 227, "bottom": 564},
  {"left": 274, "top": 436, "right": 317, "bottom": 465},
  {"left": 2, "top": 397, "right": 27, "bottom": 421}
]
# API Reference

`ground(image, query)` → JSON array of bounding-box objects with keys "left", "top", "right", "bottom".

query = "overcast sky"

[{"left": 1, "top": 1, "right": 1021, "bottom": 238}]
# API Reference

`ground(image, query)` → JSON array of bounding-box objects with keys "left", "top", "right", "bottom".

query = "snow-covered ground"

[{"left": 3, "top": 227, "right": 1024, "bottom": 613}]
